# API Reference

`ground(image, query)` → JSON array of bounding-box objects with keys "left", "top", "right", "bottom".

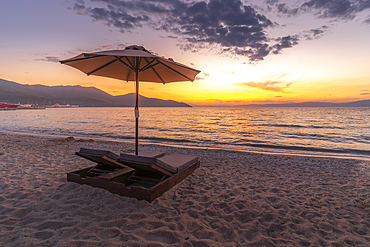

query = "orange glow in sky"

[{"left": 1, "top": 0, "right": 370, "bottom": 106}]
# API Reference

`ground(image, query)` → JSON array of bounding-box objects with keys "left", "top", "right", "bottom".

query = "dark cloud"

[
  {"left": 361, "top": 93, "right": 370, "bottom": 95},
  {"left": 271, "top": 35, "right": 299, "bottom": 54},
  {"left": 72, "top": 0, "right": 151, "bottom": 31},
  {"left": 73, "top": 0, "right": 366, "bottom": 61},
  {"left": 161, "top": 0, "right": 278, "bottom": 61},
  {"left": 301, "top": 0, "right": 356, "bottom": 19},
  {"left": 268, "top": 0, "right": 370, "bottom": 23},
  {"left": 160, "top": 35, "right": 178, "bottom": 39},
  {"left": 303, "top": 25, "right": 329, "bottom": 40},
  {"left": 276, "top": 3, "right": 300, "bottom": 16},
  {"left": 37, "top": 56, "right": 61, "bottom": 63}
]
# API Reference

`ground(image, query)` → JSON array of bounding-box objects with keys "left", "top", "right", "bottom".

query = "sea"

[{"left": 1, "top": 107, "right": 370, "bottom": 160}]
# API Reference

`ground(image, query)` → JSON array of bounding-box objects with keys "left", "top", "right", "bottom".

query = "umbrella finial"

[{"left": 125, "top": 45, "right": 150, "bottom": 53}]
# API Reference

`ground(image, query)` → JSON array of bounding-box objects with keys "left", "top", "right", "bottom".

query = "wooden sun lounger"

[
  {"left": 68, "top": 148, "right": 200, "bottom": 202},
  {"left": 74, "top": 148, "right": 126, "bottom": 176}
]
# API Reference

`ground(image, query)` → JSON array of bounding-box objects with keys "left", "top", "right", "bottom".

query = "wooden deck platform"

[{"left": 67, "top": 160, "right": 200, "bottom": 202}]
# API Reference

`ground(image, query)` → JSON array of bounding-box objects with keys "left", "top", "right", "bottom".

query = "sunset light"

[
  {"left": 1, "top": 0, "right": 370, "bottom": 106},
  {"left": 2, "top": 1, "right": 370, "bottom": 245}
]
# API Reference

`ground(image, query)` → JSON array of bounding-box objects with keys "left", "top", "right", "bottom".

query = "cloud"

[
  {"left": 69, "top": 0, "right": 370, "bottom": 61},
  {"left": 148, "top": 87, "right": 162, "bottom": 90},
  {"left": 70, "top": 0, "right": 305, "bottom": 61},
  {"left": 207, "top": 99, "right": 224, "bottom": 102},
  {"left": 301, "top": 0, "right": 356, "bottom": 19},
  {"left": 268, "top": 0, "right": 370, "bottom": 23},
  {"left": 226, "top": 100, "right": 241, "bottom": 103},
  {"left": 274, "top": 3, "right": 300, "bottom": 17},
  {"left": 252, "top": 100, "right": 274, "bottom": 103},
  {"left": 361, "top": 93, "right": 370, "bottom": 95},
  {"left": 271, "top": 35, "right": 299, "bottom": 54},
  {"left": 161, "top": 0, "right": 277, "bottom": 61},
  {"left": 237, "top": 80, "right": 293, "bottom": 92},
  {"left": 79, "top": 82, "right": 95, "bottom": 86},
  {"left": 160, "top": 35, "right": 178, "bottom": 39},
  {"left": 303, "top": 25, "right": 330, "bottom": 40},
  {"left": 36, "top": 56, "right": 61, "bottom": 63},
  {"left": 72, "top": 1, "right": 151, "bottom": 31},
  {"left": 195, "top": 76, "right": 206, "bottom": 80}
]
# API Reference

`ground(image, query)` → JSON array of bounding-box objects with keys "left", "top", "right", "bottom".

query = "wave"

[
  {"left": 232, "top": 143, "right": 370, "bottom": 155},
  {"left": 255, "top": 123, "right": 345, "bottom": 130},
  {"left": 137, "top": 135, "right": 370, "bottom": 156},
  {"left": 2, "top": 107, "right": 370, "bottom": 159}
]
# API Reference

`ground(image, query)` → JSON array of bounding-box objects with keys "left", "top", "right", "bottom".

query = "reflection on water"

[{"left": 1, "top": 107, "right": 370, "bottom": 157}]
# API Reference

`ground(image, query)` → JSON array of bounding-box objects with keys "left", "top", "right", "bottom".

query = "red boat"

[{"left": 0, "top": 102, "right": 20, "bottom": 108}]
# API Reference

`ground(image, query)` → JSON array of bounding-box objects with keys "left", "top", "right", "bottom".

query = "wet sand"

[{"left": 1, "top": 132, "right": 370, "bottom": 246}]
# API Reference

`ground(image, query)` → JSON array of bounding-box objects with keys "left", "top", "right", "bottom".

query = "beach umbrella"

[{"left": 60, "top": 45, "right": 200, "bottom": 155}]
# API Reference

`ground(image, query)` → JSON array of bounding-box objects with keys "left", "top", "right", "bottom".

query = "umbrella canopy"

[{"left": 60, "top": 45, "right": 200, "bottom": 155}]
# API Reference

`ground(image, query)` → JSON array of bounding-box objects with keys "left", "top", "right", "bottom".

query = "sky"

[{"left": 0, "top": 0, "right": 370, "bottom": 106}]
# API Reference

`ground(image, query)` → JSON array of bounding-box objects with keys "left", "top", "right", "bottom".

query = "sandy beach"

[{"left": 1, "top": 132, "right": 370, "bottom": 246}]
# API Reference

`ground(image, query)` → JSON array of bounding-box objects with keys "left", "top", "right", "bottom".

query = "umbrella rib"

[
  {"left": 115, "top": 56, "right": 135, "bottom": 71},
  {"left": 124, "top": 56, "right": 135, "bottom": 70},
  {"left": 141, "top": 58, "right": 164, "bottom": 83},
  {"left": 60, "top": 54, "right": 105, "bottom": 64},
  {"left": 139, "top": 58, "right": 157, "bottom": 73},
  {"left": 126, "top": 70, "right": 132, "bottom": 82},
  {"left": 151, "top": 66, "right": 165, "bottom": 83},
  {"left": 166, "top": 61, "right": 201, "bottom": 73},
  {"left": 86, "top": 59, "right": 118, "bottom": 76},
  {"left": 157, "top": 60, "right": 194, "bottom": 81}
]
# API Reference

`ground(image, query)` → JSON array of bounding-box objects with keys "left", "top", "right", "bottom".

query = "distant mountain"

[
  {"left": 0, "top": 79, "right": 191, "bottom": 107},
  {"left": 239, "top": 100, "right": 370, "bottom": 107}
]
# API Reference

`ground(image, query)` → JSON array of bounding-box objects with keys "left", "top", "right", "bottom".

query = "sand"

[{"left": 0, "top": 132, "right": 370, "bottom": 247}]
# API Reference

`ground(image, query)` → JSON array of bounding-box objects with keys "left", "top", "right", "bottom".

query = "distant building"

[
  {"left": 50, "top": 104, "right": 79, "bottom": 108},
  {"left": 0, "top": 102, "right": 20, "bottom": 108}
]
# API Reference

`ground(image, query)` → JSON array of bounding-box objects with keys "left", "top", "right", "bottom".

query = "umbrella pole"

[{"left": 135, "top": 58, "right": 139, "bottom": 155}]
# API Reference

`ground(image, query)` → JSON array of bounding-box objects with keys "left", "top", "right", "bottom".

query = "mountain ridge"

[
  {"left": 2, "top": 79, "right": 369, "bottom": 107},
  {"left": 0, "top": 79, "right": 191, "bottom": 107},
  {"left": 237, "top": 100, "right": 370, "bottom": 107}
]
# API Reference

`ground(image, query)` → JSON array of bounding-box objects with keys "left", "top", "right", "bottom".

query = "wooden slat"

[
  {"left": 67, "top": 158, "right": 200, "bottom": 202},
  {"left": 99, "top": 167, "right": 135, "bottom": 180},
  {"left": 76, "top": 152, "right": 126, "bottom": 168}
]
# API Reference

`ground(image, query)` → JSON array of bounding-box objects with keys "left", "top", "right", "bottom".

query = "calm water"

[{"left": 1, "top": 107, "right": 370, "bottom": 158}]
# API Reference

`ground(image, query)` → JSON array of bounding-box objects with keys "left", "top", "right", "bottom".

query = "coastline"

[
  {"left": 1, "top": 130, "right": 369, "bottom": 162},
  {"left": 1, "top": 132, "right": 370, "bottom": 246}
]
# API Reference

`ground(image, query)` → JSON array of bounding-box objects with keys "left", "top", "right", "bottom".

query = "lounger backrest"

[
  {"left": 119, "top": 153, "right": 199, "bottom": 175},
  {"left": 127, "top": 151, "right": 165, "bottom": 158},
  {"left": 79, "top": 148, "right": 119, "bottom": 160},
  {"left": 76, "top": 148, "right": 126, "bottom": 168},
  {"left": 119, "top": 153, "right": 177, "bottom": 174}
]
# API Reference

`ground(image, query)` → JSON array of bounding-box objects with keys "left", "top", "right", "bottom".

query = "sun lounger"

[
  {"left": 69, "top": 148, "right": 165, "bottom": 188},
  {"left": 68, "top": 149, "right": 200, "bottom": 202},
  {"left": 75, "top": 148, "right": 125, "bottom": 175},
  {"left": 74, "top": 148, "right": 162, "bottom": 175},
  {"left": 117, "top": 153, "right": 199, "bottom": 189},
  {"left": 118, "top": 153, "right": 199, "bottom": 175}
]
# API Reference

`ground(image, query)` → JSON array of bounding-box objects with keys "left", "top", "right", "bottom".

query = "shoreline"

[
  {"left": 1, "top": 130, "right": 369, "bottom": 162},
  {"left": 1, "top": 132, "right": 370, "bottom": 246}
]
